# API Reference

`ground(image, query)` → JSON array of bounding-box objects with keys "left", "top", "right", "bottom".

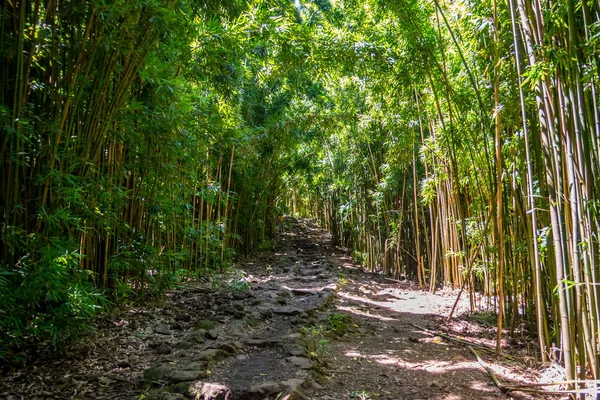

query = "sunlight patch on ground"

[
  {"left": 337, "top": 287, "right": 471, "bottom": 316},
  {"left": 343, "top": 348, "right": 482, "bottom": 374},
  {"left": 337, "top": 305, "right": 397, "bottom": 321}
]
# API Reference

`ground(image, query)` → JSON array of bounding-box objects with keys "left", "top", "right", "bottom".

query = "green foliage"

[
  {"left": 300, "top": 325, "right": 331, "bottom": 362},
  {"left": 0, "top": 239, "right": 107, "bottom": 360},
  {"left": 326, "top": 313, "right": 352, "bottom": 335}
]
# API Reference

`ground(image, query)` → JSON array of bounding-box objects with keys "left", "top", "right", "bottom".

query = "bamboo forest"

[{"left": 3, "top": 0, "right": 600, "bottom": 398}]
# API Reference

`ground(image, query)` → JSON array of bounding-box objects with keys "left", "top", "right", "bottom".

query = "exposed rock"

[
  {"left": 285, "top": 344, "right": 306, "bottom": 357},
  {"left": 175, "top": 313, "right": 191, "bottom": 322},
  {"left": 217, "top": 341, "right": 243, "bottom": 354},
  {"left": 156, "top": 343, "right": 172, "bottom": 355},
  {"left": 182, "top": 361, "right": 208, "bottom": 371},
  {"left": 205, "top": 329, "right": 218, "bottom": 340},
  {"left": 169, "top": 369, "right": 206, "bottom": 383},
  {"left": 232, "top": 292, "right": 248, "bottom": 300},
  {"left": 154, "top": 324, "right": 172, "bottom": 335},
  {"left": 228, "top": 321, "right": 248, "bottom": 337},
  {"left": 272, "top": 306, "right": 303, "bottom": 316},
  {"left": 144, "top": 364, "right": 172, "bottom": 382},
  {"left": 170, "top": 382, "right": 191, "bottom": 395},
  {"left": 116, "top": 360, "right": 132, "bottom": 368},
  {"left": 195, "top": 319, "right": 217, "bottom": 331},
  {"left": 243, "top": 338, "right": 280, "bottom": 348},
  {"left": 188, "top": 382, "right": 231, "bottom": 400},
  {"left": 178, "top": 341, "right": 194, "bottom": 350},
  {"left": 184, "top": 330, "right": 206, "bottom": 345},
  {"left": 280, "top": 378, "right": 306, "bottom": 393},
  {"left": 257, "top": 307, "right": 273, "bottom": 318},
  {"left": 193, "top": 348, "right": 228, "bottom": 363},
  {"left": 281, "top": 390, "right": 309, "bottom": 400},
  {"left": 245, "top": 381, "right": 281, "bottom": 398},
  {"left": 221, "top": 305, "right": 238, "bottom": 315},
  {"left": 287, "top": 356, "right": 314, "bottom": 370}
]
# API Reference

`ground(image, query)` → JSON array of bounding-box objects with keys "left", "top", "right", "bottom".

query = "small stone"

[
  {"left": 233, "top": 292, "right": 248, "bottom": 300},
  {"left": 154, "top": 324, "right": 171, "bottom": 335},
  {"left": 243, "top": 338, "right": 280, "bottom": 348},
  {"left": 281, "top": 390, "right": 309, "bottom": 400},
  {"left": 288, "top": 356, "right": 314, "bottom": 370},
  {"left": 247, "top": 381, "right": 280, "bottom": 396},
  {"left": 144, "top": 364, "right": 172, "bottom": 381},
  {"left": 188, "top": 382, "right": 231, "bottom": 400},
  {"left": 205, "top": 330, "right": 218, "bottom": 340},
  {"left": 178, "top": 341, "right": 194, "bottom": 350},
  {"left": 257, "top": 307, "right": 273, "bottom": 318},
  {"left": 229, "top": 321, "right": 248, "bottom": 337},
  {"left": 273, "top": 306, "right": 303, "bottom": 316},
  {"left": 194, "top": 348, "right": 228, "bottom": 363},
  {"left": 185, "top": 330, "right": 206, "bottom": 345},
  {"left": 286, "top": 345, "right": 305, "bottom": 357},
  {"left": 170, "top": 382, "right": 191, "bottom": 395},
  {"left": 117, "top": 360, "right": 132, "bottom": 368},
  {"left": 281, "top": 378, "right": 306, "bottom": 392},
  {"left": 222, "top": 305, "right": 238, "bottom": 315},
  {"left": 218, "top": 342, "right": 243, "bottom": 354},
  {"left": 175, "top": 313, "right": 191, "bottom": 322},
  {"left": 156, "top": 343, "right": 172, "bottom": 355},
  {"left": 180, "top": 361, "right": 206, "bottom": 371},
  {"left": 169, "top": 370, "right": 206, "bottom": 383},
  {"left": 195, "top": 319, "right": 217, "bottom": 331}
]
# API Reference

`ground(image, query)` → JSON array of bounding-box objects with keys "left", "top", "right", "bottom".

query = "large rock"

[
  {"left": 228, "top": 320, "right": 248, "bottom": 337},
  {"left": 182, "top": 361, "right": 209, "bottom": 371},
  {"left": 188, "top": 382, "right": 231, "bottom": 400},
  {"left": 245, "top": 381, "right": 281, "bottom": 398},
  {"left": 285, "top": 344, "right": 306, "bottom": 357},
  {"left": 287, "top": 356, "right": 314, "bottom": 370},
  {"left": 154, "top": 324, "right": 172, "bottom": 335},
  {"left": 193, "top": 348, "right": 228, "bottom": 363},
  {"left": 243, "top": 338, "right": 280, "bottom": 348},
  {"left": 216, "top": 341, "right": 243, "bottom": 354},
  {"left": 144, "top": 364, "right": 172, "bottom": 382},
  {"left": 184, "top": 330, "right": 206, "bottom": 345},
  {"left": 195, "top": 319, "right": 217, "bottom": 331},
  {"left": 272, "top": 306, "right": 303, "bottom": 316},
  {"left": 169, "top": 370, "right": 206, "bottom": 383}
]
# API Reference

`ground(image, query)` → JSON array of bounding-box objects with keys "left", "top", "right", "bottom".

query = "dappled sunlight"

[
  {"left": 337, "top": 286, "right": 471, "bottom": 317},
  {"left": 336, "top": 305, "right": 397, "bottom": 321},
  {"left": 343, "top": 348, "right": 482, "bottom": 374}
]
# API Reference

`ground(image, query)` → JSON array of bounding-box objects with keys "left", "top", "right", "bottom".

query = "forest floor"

[{"left": 1, "top": 219, "right": 565, "bottom": 400}]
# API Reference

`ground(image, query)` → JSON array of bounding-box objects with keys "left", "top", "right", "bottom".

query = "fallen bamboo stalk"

[
  {"left": 409, "top": 323, "right": 491, "bottom": 350},
  {"left": 468, "top": 346, "right": 504, "bottom": 390}
]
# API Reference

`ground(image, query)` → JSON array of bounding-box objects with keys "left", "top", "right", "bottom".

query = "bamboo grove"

[{"left": 3, "top": 0, "right": 600, "bottom": 391}]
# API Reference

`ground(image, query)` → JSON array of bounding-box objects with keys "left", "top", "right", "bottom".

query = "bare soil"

[{"left": 0, "top": 219, "right": 562, "bottom": 400}]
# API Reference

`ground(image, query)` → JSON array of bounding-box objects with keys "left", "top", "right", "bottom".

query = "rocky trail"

[{"left": 1, "top": 220, "right": 559, "bottom": 400}]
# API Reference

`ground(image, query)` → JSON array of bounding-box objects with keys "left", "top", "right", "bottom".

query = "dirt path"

[{"left": 1, "top": 219, "right": 556, "bottom": 400}]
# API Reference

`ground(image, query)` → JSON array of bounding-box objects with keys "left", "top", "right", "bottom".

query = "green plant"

[
  {"left": 300, "top": 325, "right": 331, "bottom": 362},
  {"left": 349, "top": 390, "right": 379, "bottom": 399},
  {"left": 327, "top": 313, "right": 352, "bottom": 335},
  {"left": 228, "top": 277, "right": 250, "bottom": 293}
]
